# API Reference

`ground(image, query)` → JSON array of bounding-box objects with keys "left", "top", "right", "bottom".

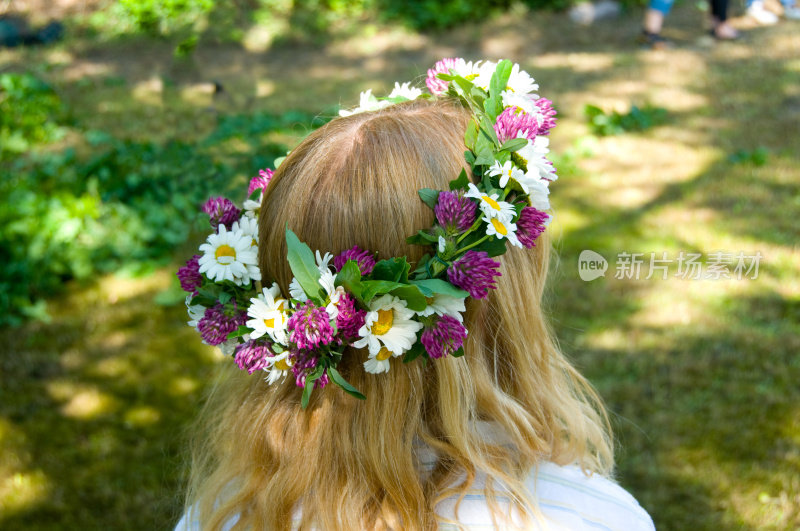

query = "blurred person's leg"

[
  {"left": 710, "top": 0, "right": 740, "bottom": 39},
  {"left": 641, "top": 0, "right": 674, "bottom": 48}
]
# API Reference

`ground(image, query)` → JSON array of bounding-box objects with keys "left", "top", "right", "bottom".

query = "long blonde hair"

[{"left": 185, "top": 98, "right": 613, "bottom": 530}]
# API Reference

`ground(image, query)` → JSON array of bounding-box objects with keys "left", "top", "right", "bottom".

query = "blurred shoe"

[
  {"left": 639, "top": 30, "right": 674, "bottom": 49},
  {"left": 784, "top": 6, "right": 800, "bottom": 19},
  {"left": 747, "top": 2, "right": 779, "bottom": 24},
  {"left": 710, "top": 23, "right": 741, "bottom": 40}
]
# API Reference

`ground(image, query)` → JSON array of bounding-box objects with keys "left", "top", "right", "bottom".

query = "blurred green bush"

[{"left": 0, "top": 74, "right": 327, "bottom": 326}]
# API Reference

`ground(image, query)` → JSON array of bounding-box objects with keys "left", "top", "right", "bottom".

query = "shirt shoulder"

[
  {"left": 529, "top": 462, "right": 654, "bottom": 531},
  {"left": 434, "top": 462, "right": 654, "bottom": 531}
]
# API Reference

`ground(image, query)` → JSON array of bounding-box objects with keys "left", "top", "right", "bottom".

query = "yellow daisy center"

[
  {"left": 376, "top": 347, "right": 392, "bottom": 361},
  {"left": 215, "top": 244, "right": 236, "bottom": 260},
  {"left": 371, "top": 309, "right": 394, "bottom": 336},
  {"left": 274, "top": 358, "right": 290, "bottom": 371},
  {"left": 425, "top": 296, "right": 435, "bottom": 305},
  {"left": 490, "top": 217, "right": 508, "bottom": 236},
  {"left": 263, "top": 317, "right": 275, "bottom": 328},
  {"left": 481, "top": 195, "right": 501, "bottom": 211}
]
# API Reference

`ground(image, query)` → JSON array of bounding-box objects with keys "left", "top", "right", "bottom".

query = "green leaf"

[
  {"left": 464, "top": 121, "right": 479, "bottom": 150},
  {"left": 489, "top": 59, "right": 513, "bottom": 98},
  {"left": 479, "top": 116, "right": 500, "bottom": 147},
  {"left": 500, "top": 138, "right": 529, "bottom": 153},
  {"left": 406, "top": 230, "right": 439, "bottom": 246},
  {"left": 403, "top": 342, "right": 425, "bottom": 363},
  {"left": 448, "top": 169, "right": 470, "bottom": 191},
  {"left": 226, "top": 325, "right": 251, "bottom": 340},
  {"left": 390, "top": 284, "right": 426, "bottom": 312},
  {"left": 436, "top": 73, "right": 457, "bottom": 81},
  {"left": 373, "top": 257, "right": 411, "bottom": 283},
  {"left": 328, "top": 367, "right": 366, "bottom": 400},
  {"left": 412, "top": 254, "right": 431, "bottom": 277},
  {"left": 285, "top": 226, "right": 323, "bottom": 303},
  {"left": 418, "top": 188, "right": 439, "bottom": 210},
  {"left": 464, "top": 150, "right": 476, "bottom": 166},
  {"left": 301, "top": 379, "right": 315, "bottom": 409},
  {"left": 476, "top": 236, "right": 507, "bottom": 257},
  {"left": 301, "top": 365, "right": 324, "bottom": 409},
  {"left": 218, "top": 291, "right": 233, "bottom": 305},
  {"left": 361, "top": 280, "right": 405, "bottom": 302},
  {"left": 410, "top": 279, "right": 468, "bottom": 299},
  {"left": 334, "top": 260, "right": 364, "bottom": 304},
  {"left": 451, "top": 347, "right": 465, "bottom": 358}
]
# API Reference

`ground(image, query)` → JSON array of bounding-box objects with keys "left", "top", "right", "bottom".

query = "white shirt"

[{"left": 175, "top": 459, "right": 654, "bottom": 530}]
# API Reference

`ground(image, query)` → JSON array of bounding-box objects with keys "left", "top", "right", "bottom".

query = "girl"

[{"left": 177, "top": 78, "right": 654, "bottom": 530}]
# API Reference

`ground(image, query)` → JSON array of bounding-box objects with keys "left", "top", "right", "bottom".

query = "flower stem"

[
  {"left": 457, "top": 218, "right": 483, "bottom": 244},
  {"left": 456, "top": 234, "right": 490, "bottom": 255}
]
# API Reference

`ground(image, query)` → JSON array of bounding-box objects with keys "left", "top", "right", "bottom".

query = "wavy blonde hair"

[{"left": 184, "top": 98, "right": 613, "bottom": 530}]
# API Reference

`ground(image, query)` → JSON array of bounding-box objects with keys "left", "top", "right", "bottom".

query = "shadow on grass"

[{"left": 0, "top": 276, "right": 219, "bottom": 530}]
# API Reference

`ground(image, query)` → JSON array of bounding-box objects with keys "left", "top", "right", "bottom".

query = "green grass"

[{"left": 1, "top": 3, "right": 799, "bottom": 529}]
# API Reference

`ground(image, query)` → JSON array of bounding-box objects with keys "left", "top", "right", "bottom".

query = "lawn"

[{"left": 1, "top": 1, "right": 798, "bottom": 529}]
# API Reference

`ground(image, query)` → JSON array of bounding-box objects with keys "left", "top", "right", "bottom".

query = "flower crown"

[{"left": 177, "top": 58, "right": 557, "bottom": 407}]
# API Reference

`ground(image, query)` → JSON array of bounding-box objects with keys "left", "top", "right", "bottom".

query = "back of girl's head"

[{"left": 188, "top": 98, "right": 612, "bottom": 531}]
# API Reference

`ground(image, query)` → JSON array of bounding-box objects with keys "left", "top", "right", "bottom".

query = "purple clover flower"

[
  {"left": 287, "top": 301, "right": 335, "bottom": 351},
  {"left": 435, "top": 190, "right": 477, "bottom": 233},
  {"left": 335, "top": 292, "right": 367, "bottom": 341},
  {"left": 517, "top": 207, "right": 550, "bottom": 249},
  {"left": 494, "top": 106, "right": 540, "bottom": 143},
  {"left": 534, "top": 98, "right": 557, "bottom": 135},
  {"left": 177, "top": 254, "right": 202, "bottom": 294},
  {"left": 198, "top": 304, "right": 246, "bottom": 346},
  {"left": 290, "top": 349, "right": 329, "bottom": 389},
  {"left": 421, "top": 315, "right": 468, "bottom": 359},
  {"left": 333, "top": 245, "right": 376, "bottom": 276},
  {"left": 447, "top": 250, "right": 502, "bottom": 299},
  {"left": 233, "top": 340, "right": 272, "bottom": 374},
  {"left": 426, "top": 57, "right": 461, "bottom": 95},
  {"left": 202, "top": 197, "right": 241, "bottom": 231},
  {"left": 248, "top": 168, "right": 274, "bottom": 197}
]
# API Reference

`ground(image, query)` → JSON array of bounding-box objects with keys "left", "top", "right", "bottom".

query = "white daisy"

[
  {"left": 264, "top": 353, "right": 292, "bottom": 384},
  {"left": 232, "top": 216, "right": 259, "bottom": 248},
  {"left": 524, "top": 178, "right": 551, "bottom": 212},
  {"left": 465, "top": 183, "right": 515, "bottom": 222},
  {"left": 339, "top": 89, "right": 392, "bottom": 117},
  {"left": 505, "top": 63, "right": 539, "bottom": 96},
  {"left": 363, "top": 347, "right": 393, "bottom": 374},
  {"left": 418, "top": 293, "right": 466, "bottom": 322},
  {"left": 354, "top": 295, "right": 423, "bottom": 356},
  {"left": 246, "top": 283, "right": 289, "bottom": 344},
  {"left": 198, "top": 225, "right": 261, "bottom": 285},
  {"left": 471, "top": 60, "right": 498, "bottom": 90},
  {"left": 518, "top": 135, "right": 558, "bottom": 183},
  {"left": 484, "top": 214, "right": 522, "bottom": 248},
  {"left": 486, "top": 160, "right": 526, "bottom": 189},
  {"left": 500, "top": 90, "right": 542, "bottom": 117},
  {"left": 242, "top": 197, "right": 261, "bottom": 219},
  {"left": 388, "top": 81, "right": 422, "bottom": 101}
]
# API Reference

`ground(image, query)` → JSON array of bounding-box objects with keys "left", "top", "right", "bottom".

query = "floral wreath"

[{"left": 177, "top": 58, "right": 558, "bottom": 407}]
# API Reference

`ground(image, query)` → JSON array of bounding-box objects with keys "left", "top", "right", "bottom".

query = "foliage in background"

[
  {"left": 584, "top": 103, "right": 668, "bottom": 136},
  {"left": 728, "top": 146, "right": 770, "bottom": 166},
  {"left": 0, "top": 76, "right": 328, "bottom": 326},
  {"left": 0, "top": 73, "right": 68, "bottom": 158},
  {"left": 92, "top": 0, "right": 576, "bottom": 42}
]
